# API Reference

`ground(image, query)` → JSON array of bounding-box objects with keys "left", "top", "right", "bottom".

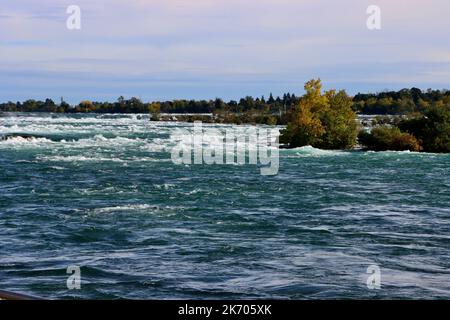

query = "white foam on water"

[
  {"left": 36, "top": 154, "right": 164, "bottom": 164},
  {"left": 154, "top": 183, "right": 176, "bottom": 190},
  {"left": 93, "top": 204, "right": 159, "bottom": 214},
  {"left": 363, "top": 149, "right": 446, "bottom": 157},
  {"left": 282, "top": 145, "right": 349, "bottom": 158},
  {"left": 89, "top": 204, "right": 187, "bottom": 216},
  {"left": 0, "top": 136, "right": 54, "bottom": 146},
  {"left": 36, "top": 155, "right": 127, "bottom": 163},
  {"left": 75, "top": 135, "right": 145, "bottom": 148}
]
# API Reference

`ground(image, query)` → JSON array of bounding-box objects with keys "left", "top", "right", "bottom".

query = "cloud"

[{"left": 0, "top": 0, "right": 449, "bottom": 102}]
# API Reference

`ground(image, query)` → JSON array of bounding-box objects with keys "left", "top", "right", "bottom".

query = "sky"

[{"left": 1, "top": 0, "right": 450, "bottom": 103}]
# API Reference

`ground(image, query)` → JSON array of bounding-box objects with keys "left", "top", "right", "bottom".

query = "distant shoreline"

[
  {"left": 2, "top": 83, "right": 449, "bottom": 154},
  {"left": 1, "top": 87, "right": 449, "bottom": 117}
]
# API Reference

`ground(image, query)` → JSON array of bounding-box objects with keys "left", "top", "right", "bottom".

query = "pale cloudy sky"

[{"left": 1, "top": 0, "right": 449, "bottom": 103}]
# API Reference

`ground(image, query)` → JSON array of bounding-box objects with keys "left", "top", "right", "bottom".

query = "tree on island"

[
  {"left": 358, "top": 103, "right": 450, "bottom": 153},
  {"left": 398, "top": 104, "right": 450, "bottom": 153},
  {"left": 358, "top": 127, "right": 421, "bottom": 152},
  {"left": 280, "top": 79, "right": 358, "bottom": 149}
]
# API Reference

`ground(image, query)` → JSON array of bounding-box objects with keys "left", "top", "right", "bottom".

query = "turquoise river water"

[{"left": 0, "top": 113, "right": 449, "bottom": 299}]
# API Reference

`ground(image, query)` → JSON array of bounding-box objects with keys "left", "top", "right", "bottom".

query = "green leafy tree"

[
  {"left": 398, "top": 104, "right": 450, "bottom": 153},
  {"left": 358, "top": 127, "right": 422, "bottom": 152},
  {"left": 281, "top": 79, "right": 358, "bottom": 149},
  {"left": 317, "top": 90, "right": 358, "bottom": 149}
]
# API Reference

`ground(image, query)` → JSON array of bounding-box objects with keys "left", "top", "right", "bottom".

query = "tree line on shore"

[
  {"left": 1, "top": 86, "right": 449, "bottom": 117},
  {"left": 0, "top": 94, "right": 299, "bottom": 118},
  {"left": 1, "top": 80, "right": 449, "bottom": 152}
]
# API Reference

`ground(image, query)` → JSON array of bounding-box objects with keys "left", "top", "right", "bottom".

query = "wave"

[
  {"left": 281, "top": 145, "right": 349, "bottom": 157},
  {"left": 36, "top": 155, "right": 127, "bottom": 163},
  {"left": 362, "top": 149, "right": 449, "bottom": 157},
  {"left": 0, "top": 134, "right": 54, "bottom": 145},
  {"left": 36, "top": 154, "right": 164, "bottom": 163},
  {"left": 93, "top": 204, "right": 160, "bottom": 214},
  {"left": 74, "top": 135, "right": 146, "bottom": 147},
  {"left": 89, "top": 204, "right": 186, "bottom": 215},
  {"left": 0, "top": 132, "right": 166, "bottom": 150},
  {"left": 280, "top": 146, "right": 445, "bottom": 158}
]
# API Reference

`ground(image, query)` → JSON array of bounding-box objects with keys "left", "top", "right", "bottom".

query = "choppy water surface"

[{"left": 0, "top": 113, "right": 449, "bottom": 299}]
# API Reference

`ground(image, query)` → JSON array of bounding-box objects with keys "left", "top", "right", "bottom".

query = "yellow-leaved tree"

[{"left": 280, "top": 79, "right": 358, "bottom": 149}]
